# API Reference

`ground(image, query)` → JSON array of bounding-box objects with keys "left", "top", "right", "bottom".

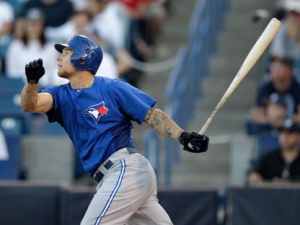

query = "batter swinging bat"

[{"left": 199, "top": 18, "right": 281, "bottom": 135}]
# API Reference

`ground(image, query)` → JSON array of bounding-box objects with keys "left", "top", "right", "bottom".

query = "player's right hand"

[
  {"left": 25, "top": 58, "right": 45, "bottom": 84},
  {"left": 179, "top": 131, "right": 209, "bottom": 153}
]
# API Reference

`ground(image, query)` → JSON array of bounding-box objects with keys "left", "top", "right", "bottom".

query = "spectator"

[
  {"left": 19, "top": 0, "right": 75, "bottom": 28},
  {"left": 6, "top": 8, "right": 59, "bottom": 88},
  {"left": 86, "top": 0, "right": 129, "bottom": 50},
  {"left": 247, "top": 93, "right": 287, "bottom": 136},
  {"left": 248, "top": 119, "right": 300, "bottom": 183},
  {"left": 250, "top": 57, "right": 300, "bottom": 124},
  {"left": 269, "top": 0, "right": 300, "bottom": 60},
  {"left": 265, "top": 93, "right": 288, "bottom": 128},
  {"left": 117, "top": 0, "right": 166, "bottom": 58},
  {"left": 0, "top": 1, "right": 14, "bottom": 74}
]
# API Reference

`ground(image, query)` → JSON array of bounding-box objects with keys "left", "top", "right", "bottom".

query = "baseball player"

[{"left": 20, "top": 35, "right": 209, "bottom": 225}]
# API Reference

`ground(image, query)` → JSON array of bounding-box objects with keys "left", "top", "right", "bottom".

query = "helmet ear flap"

[{"left": 79, "top": 58, "right": 85, "bottom": 65}]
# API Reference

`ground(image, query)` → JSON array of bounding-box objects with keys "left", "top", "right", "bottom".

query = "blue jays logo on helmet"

[{"left": 84, "top": 101, "right": 108, "bottom": 124}]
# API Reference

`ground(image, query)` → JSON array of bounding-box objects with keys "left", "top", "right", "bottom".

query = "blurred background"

[{"left": 2, "top": 0, "right": 300, "bottom": 224}]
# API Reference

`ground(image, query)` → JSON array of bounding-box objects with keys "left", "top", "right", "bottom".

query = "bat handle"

[
  {"left": 199, "top": 103, "right": 220, "bottom": 135},
  {"left": 199, "top": 121, "right": 210, "bottom": 135}
]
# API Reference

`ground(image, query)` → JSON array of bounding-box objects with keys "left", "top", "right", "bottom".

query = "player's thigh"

[
  {"left": 127, "top": 195, "right": 173, "bottom": 225},
  {"left": 81, "top": 156, "right": 156, "bottom": 225},
  {"left": 81, "top": 170, "right": 134, "bottom": 225}
]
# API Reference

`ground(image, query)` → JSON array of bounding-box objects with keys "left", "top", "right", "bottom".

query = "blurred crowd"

[
  {"left": 248, "top": 0, "right": 300, "bottom": 184},
  {"left": 0, "top": 0, "right": 170, "bottom": 88}
]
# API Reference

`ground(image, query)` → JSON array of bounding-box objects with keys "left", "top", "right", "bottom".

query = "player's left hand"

[{"left": 179, "top": 131, "right": 209, "bottom": 153}]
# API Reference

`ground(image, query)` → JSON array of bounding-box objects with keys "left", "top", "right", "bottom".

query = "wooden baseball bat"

[{"left": 199, "top": 18, "right": 281, "bottom": 135}]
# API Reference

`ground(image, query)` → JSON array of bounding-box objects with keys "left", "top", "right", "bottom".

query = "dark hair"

[
  {"left": 271, "top": 56, "right": 294, "bottom": 68},
  {"left": 21, "top": 28, "right": 47, "bottom": 47},
  {"left": 21, "top": 8, "right": 47, "bottom": 47},
  {"left": 21, "top": 21, "right": 47, "bottom": 47},
  {"left": 278, "top": 119, "right": 300, "bottom": 133}
]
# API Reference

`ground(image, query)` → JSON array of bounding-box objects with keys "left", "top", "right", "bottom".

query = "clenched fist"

[
  {"left": 25, "top": 58, "right": 45, "bottom": 84},
  {"left": 179, "top": 131, "right": 209, "bottom": 153}
]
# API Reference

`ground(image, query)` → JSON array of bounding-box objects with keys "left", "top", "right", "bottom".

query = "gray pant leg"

[
  {"left": 81, "top": 153, "right": 167, "bottom": 225},
  {"left": 127, "top": 194, "right": 173, "bottom": 225}
]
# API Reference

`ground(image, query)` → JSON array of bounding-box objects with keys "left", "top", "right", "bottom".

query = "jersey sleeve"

[
  {"left": 108, "top": 79, "right": 156, "bottom": 124},
  {"left": 40, "top": 85, "right": 62, "bottom": 124}
]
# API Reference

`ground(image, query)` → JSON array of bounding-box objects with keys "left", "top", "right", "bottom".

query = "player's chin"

[{"left": 57, "top": 71, "right": 70, "bottom": 79}]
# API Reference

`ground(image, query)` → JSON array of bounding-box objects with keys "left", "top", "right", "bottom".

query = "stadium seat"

[
  {"left": 0, "top": 96, "right": 31, "bottom": 134},
  {"left": 0, "top": 77, "right": 25, "bottom": 98},
  {"left": 0, "top": 135, "right": 22, "bottom": 180},
  {"left": 255, "top": 134, "right": 280, "bottom": 159}
]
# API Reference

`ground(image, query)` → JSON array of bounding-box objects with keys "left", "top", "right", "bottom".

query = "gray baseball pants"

[{"left": 80, "top": 148, "right": 173, "bottom": 225}]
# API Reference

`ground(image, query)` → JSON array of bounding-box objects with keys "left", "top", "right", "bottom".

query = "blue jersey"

[{"left": 41, "top": 77, "right": 156, "bottom": 176}]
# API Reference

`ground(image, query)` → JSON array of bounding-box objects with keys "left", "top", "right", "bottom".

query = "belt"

[{"left": 93, "top": 147, "right": 137, "bottom": 183}]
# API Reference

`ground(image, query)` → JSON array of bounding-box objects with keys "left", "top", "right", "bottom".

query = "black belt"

[{"left": 93, "top": 148, "right": 137, "bottom": 183}]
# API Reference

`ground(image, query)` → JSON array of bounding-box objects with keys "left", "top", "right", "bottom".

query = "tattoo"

[
  {"left": 20, "top": 83, "right": 38, "bottom": 112},
  {"left": 145, "top": 108, "right": 184, "bottom": 142}
]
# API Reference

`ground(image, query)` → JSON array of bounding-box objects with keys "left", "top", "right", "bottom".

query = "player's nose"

[{"left": 56, "top": 54, "right": 62, "bottom": 62}]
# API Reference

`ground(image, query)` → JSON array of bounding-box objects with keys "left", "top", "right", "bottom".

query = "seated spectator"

[
  {"left": 6, "top": 8, "right": 59, "bottom": 88},
  {"left": 248, "top": 119, "right": 300, "bottom": 183},
  {"left": 247, "top": 93, "right": 287, "bottom": 136},
  {"left": 269, "top": 0, "right": 300, "bottom": 60},
  {"left": 19, "top": 0, "right": 75, "bottom": 28},
  {"left": 250, "top": 57, "right": 300, "bottom": 124},
  {"left": 86, "top": 0, "right": 129, "bottom": 50},
  {"left": 117, "top": 0, "right": 166, "bottom": 58},
  {"left": 0, "top": 1, "right": 14, "bottom": 74},
  {"left": 265, "top": 93, "right": 288, "bottom": 128}
]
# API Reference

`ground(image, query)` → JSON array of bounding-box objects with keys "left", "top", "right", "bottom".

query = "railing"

[{"left": 143, "top": 0, "right": 230, "bottom": 187}]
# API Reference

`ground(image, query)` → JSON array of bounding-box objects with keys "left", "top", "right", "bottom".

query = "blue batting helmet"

[{"left": 54, "top": 35, "right": 103, "bottom": 75}]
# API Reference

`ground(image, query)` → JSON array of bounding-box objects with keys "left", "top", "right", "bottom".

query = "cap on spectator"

[
  {"left": 278, "top": 119, "right": 300, "bottom": 133},
  {"left": 284, "top": 0, "right": 300, "bottom": 13},
  {"left": 25, "top": 8, "right": 45, "bottom": 22},
  {"left": 271, "top": 56, "right": 294, "bottom": 67},
  {"left": 268, "top": 93, "right": 286, "bottom": 107}
]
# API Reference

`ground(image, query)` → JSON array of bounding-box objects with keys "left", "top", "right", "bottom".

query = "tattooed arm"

[
  {"left": 20, "top": 83, "right": 53, "bottom": 114},
  {"left": 144, "top": 107, "right": 184, "bottom": 142}
]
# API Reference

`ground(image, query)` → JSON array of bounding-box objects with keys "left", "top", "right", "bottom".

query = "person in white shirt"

[
  {"left": 6, "top": 8, "right": 59, "bottom": 88},
  {"left": 0, "top": 1, "right": 14, "bottom": 73},
  {"left": 86, "top": 0, "right": 129, "bottom": 50}
]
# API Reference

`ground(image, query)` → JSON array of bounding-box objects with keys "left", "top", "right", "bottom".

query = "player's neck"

[{"left": 69, "top": 72, "right": 94, "bottom": 89}]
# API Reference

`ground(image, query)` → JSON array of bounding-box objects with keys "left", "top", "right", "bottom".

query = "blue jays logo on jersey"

[{"left": 84, "top": 101, "right": 108, "bottom": 124}]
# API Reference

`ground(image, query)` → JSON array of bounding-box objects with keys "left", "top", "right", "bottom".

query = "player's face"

[{"left": 56, "top": 47, "right": 77, "bottom": 78}]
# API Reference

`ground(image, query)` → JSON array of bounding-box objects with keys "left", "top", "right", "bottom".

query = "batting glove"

[
  {"left": 179, "top": 131, "right": 209, "bottom": 153},
  {"left": 25, "top": 58, "right": 45, "bottom": 84}
]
